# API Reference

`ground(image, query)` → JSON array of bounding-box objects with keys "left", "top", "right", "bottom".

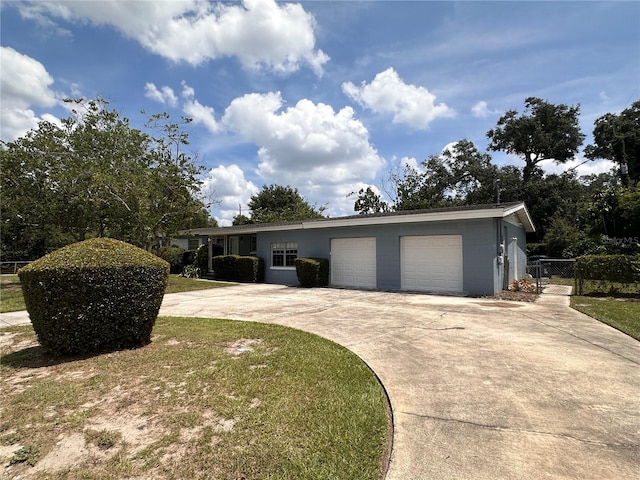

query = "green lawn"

[
  {"left": 0, "top": 275, "right": 233, "bottom": 313},
  {"left": 571, "top": 296, "right": 640, "bottom": 341},
  {"left": 0, "top": 275, "right": 24, "bottom": 313},
  {"left": 547, "top": 276, "right": 575, "bottom": 287},
  {"left": 548, "top": 277, "right": 640, "bottom": 341},
  {"left": 165, "top": 275, "right": 234, "bottom": 294},
  {"left": 0, "top": 317, "right": 391, "bottom": 479}
]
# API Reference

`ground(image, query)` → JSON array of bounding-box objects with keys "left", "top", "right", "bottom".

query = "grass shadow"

[
  {"left": 0, "top": 343, "right": 142, "bottom": 369},
  {"left": 582, "top": 292, "right": 640, "bottom": 299}
]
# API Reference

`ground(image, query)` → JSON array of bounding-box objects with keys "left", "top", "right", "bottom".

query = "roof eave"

[{"left": 178, "top": 202, "right": 536, "bottom": 236}]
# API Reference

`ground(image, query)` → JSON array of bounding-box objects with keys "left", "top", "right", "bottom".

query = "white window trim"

[{"left": 270, "top": 242, "right": 298, "bottom": 269}]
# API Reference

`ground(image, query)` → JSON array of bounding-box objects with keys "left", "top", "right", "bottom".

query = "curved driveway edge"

[
  {"left": 3, "top": 285, "right": 639, "bottom": 479},
  {"left": 157, "top": 284, "right": 640, "bottom": 480}
]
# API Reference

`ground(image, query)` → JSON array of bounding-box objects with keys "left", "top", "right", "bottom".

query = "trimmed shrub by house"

[
  {"left": 195, "top": 244, "right": 209, "bottom": 273},
  {"left": 212, "top": 255, "right": 240, "bottom": 281},
  {"left": 156, "top": 245, "right": 185, "bottom": 274},
  {"left": 237, "top": 256, "right": 265, "bottom": 283},
  {"left": 295, "top": 258, "right": 329, "bottom": 287},
  {"left": 18, "top": 238, "right": 169, "bottom": 356},
  {"left": 211, "top": 255, "right": 264, "bottom": 282}
]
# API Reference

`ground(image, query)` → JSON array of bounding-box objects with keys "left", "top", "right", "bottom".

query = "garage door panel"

[
  {"left": 331, "top": 237, "right": 376, "bottom": 288},
  {"left": 401, "top": 235, "right": 463, "bottom": 293}
]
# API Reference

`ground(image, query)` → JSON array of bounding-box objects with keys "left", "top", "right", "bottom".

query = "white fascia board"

[
  {"left": 179, "top": 223, "right": 303, "bottom": 236},
  {"left": 503, "top": 202, "right": 535, "bottom": 232},
  {"left": 252, "top": 223, "right": 303, "bottom": 232},
  {"left": 179, "top": 204, "right": 535, "bottom": 235},
  {"left": 302, "top": 208, "right": 506, "bottom": 229}
]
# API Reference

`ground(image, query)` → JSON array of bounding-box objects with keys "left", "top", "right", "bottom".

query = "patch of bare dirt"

[
  {"left": 225, "top": 338, "right": 263, "bottom": 356},
  {"left": 33, "top": 433, "right": 88, "bottom": 472},
  {"left": 0, "top": 331, "right": 247, "bottom": 479}
]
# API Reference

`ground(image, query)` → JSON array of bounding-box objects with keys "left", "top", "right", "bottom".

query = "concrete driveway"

[
  {"left": 158, "top": 284, "right": 640, "bottom": 480},
  {"left": 2, "top": 284, "right": 638, "bottom": 478}
]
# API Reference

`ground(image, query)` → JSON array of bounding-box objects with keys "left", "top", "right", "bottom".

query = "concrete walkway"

[{"left": 2, "top": 285, "right": 639, "bottom": 479}]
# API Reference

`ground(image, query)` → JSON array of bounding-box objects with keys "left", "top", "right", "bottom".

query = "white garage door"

[
  {"left": 401, "top": 235, "right": 463, "bottom": 293},
  {"left": 331, "top": 237, "right": 376, "bottom": 288}
]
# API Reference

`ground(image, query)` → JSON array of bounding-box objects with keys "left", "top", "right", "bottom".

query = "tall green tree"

[
  {"left": 423, "top": 139, "right": 500, "bottom": 205},
  {"left": 487, "top": 97, "right": 585, "bottom": 182},
  {"left": 391, "top": 162, "right": 451, "bottom": 211},
  {"left": 248, "top": 185, "right": 325, "bottom": 223},
  {"left": 587, "top": 185, "right": 640, "bottom": 239},
  {"left": 585, "top": 100, "right": 640, "bottom": 185},
  {"left": 351, "top": 186, "right": 389, "bottom": 214},
  {"left": 353, "top": 140, "right": 501, "bottom": 214},
  {"left": 232, "top": 214, "right": 253, "bottom": 225},
  {"left": 0, "top": 99, "right": 209, "bottom": 258}
]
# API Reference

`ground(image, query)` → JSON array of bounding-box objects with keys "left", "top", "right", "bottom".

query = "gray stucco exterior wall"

[{"left": 255, "top": 217, "right": 526, "bottom": 296}]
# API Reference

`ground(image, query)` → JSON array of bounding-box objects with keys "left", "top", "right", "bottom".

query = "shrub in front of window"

[
  {"left": 212, "top": 255, "right": 264, "bottom": 282},
  {"left": 237, "top": 256, "right": 265, "bottom": 283},
  {"left": 212, "top": 255, "right": 240, "bottom": 281},
  {"left": 18, "top": 238, "right": 169, "bottom": 356},
  {"left": 155, "top": 245, "right": 185, "bottom": 274},
  {"left": 295, "top": 257, "right": 329, "bottom": 287}
]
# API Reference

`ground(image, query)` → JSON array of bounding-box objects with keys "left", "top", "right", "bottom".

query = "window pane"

[
  {"left": 272, "top": 242, "right": 297, "bottom": 267},
  {"left": 285, "top": 242, "right": 297, "bottom": 267},
  {"left": 271, "top": 242, "right": 284, "bottom": 267}
]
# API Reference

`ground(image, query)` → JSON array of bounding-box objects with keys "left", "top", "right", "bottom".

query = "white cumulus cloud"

[
  {"left": 471, "top": 100, "right": 498, "bottom": 118},
  {"left": 181, "top": 83, "right": 219, "bottom": 133},
  {"left": 144, "top": 82, "right": 219, "bottom": 133},
  {"left": 221, "top": 92, "right": 385, "bottom": 187},
  {"left": 144, "top": 83, "right": 178, "bottom": 107},
  {"left": 342, "top": 67, "right": 454, "bottom": 129},
  {"left": 202, "top": 164, "right": 259, "bottom": 226},
  {"left": 19, "top": 0, "right": 329, "bottom": 75},
  {"left": 0, "top": 46, "right": 58, "bottom": 141},
  {"left": 221, "top": 91, "right": 386, "bottom": 216},
  {"left": 540, "top": 156, "right": 616, "bottom": 177}
]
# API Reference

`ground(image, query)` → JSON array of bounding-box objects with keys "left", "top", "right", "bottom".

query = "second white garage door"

[
  {"left": 331, "top": 237, "right": 376, "bottom": 288},
  {"left": 401, "top": 235, "right": 463, "bottom": 293}
]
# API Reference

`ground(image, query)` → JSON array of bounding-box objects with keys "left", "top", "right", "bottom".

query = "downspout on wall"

[{"left": 512, "top": 237, "right": 518, "bottom": 281}]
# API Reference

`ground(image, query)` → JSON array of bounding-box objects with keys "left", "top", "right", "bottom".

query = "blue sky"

[{"left": 2, "top": 0, "right": 639, "bottom": 225}]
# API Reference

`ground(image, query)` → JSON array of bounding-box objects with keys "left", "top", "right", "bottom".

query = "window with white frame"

[
  {"left": 271, "top": 242, "right": 297, "bottom": 268},
  {"left": 188, "top": 238, "right": 201, "bottom": 250}
]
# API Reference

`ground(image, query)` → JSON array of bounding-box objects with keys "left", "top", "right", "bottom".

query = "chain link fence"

[
  {"left": 0, "top": 261, "right": 31, "bottom": 274},
  {"left": 526, "top": 258, "right": 576, "bottom": 293}
]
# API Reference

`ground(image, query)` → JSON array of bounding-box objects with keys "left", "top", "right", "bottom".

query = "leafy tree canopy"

[
  {"left": 585, "top": 99, "right": 640, "bottom": 184},
  {"left": 351, "top": 186, "right": 389, "bottom": 214},
  {"left": 353, "top": 140, "right": 502, "bottom": 214},
  {"left": 248, "top": 184, "right": 326, "bottom": 223},
  {"left": 1, "top": 98, "right": 210, "bottom": 259},
  {"left": 232, "top": 214, "right": 254, "bottom": 226},
  {"left": 487, "top": 97, "right": 585, "bottom": 182}
]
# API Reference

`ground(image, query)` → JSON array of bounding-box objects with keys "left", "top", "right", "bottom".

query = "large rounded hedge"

[{"left": 18, "top": 238, "right": 170, "bottom": 356}]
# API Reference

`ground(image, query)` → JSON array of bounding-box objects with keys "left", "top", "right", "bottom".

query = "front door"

[{"left": 228, "top": 236, "right": 239, "bottom": 255}]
